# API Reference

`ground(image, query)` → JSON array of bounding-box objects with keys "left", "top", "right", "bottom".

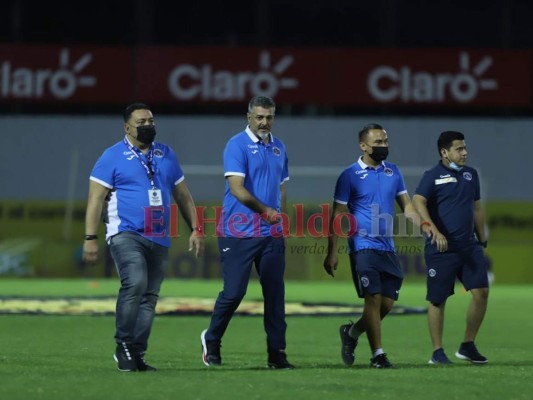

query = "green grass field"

[{"left": 0, "top": 279, "right": 532, "bottom": 400}]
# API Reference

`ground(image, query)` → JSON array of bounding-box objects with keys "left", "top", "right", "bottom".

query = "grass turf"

[{"left": 0, "top": 279, "right": 532, "bottom": 400}]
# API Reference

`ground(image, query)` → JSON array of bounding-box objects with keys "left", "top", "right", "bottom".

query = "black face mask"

[
  {"left": 136, "top": 125, "right": 157, "bottom": 145},
  {"left": 369, "top": 146, "right": 389, "bottom": 162}
]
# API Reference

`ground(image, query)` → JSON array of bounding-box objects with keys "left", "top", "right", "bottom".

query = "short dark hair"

[
  {"left": 358, "top": 123, "right": 384, "bottom": 142},
  {"left": 123, "top": 103, "right": 151, "bottom": 123},
  {"left": 437, "top": 131, "right": 465, "bottom": 156},
  {"left": 248, "top": 96, "right": 275, "bottom": 113}
]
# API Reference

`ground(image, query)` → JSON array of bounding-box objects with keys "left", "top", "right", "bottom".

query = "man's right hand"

[{"left": 323, "top": 253, "right": 338, "bottom": 277}]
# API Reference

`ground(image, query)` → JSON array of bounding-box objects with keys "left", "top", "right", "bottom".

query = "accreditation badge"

[{"left": 149, "top": 189, "right": 163, "bottom": 206}]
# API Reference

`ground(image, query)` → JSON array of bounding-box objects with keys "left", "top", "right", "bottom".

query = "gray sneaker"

[{"left": 339, "top": 323, "right": 358, "bottom": 365}]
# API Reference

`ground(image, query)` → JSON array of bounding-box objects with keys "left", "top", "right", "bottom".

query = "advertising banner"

[
  {"left": 1, "top": 45, "right": 531, "bottom": 108},
  {"left": 0, "top": 45, "right": 130, "bottom": 103}
]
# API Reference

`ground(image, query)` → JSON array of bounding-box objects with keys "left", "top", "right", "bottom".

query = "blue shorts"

[
  {"left": 425, "top": 243, "right": 489, "bottom": 304},
  {"left": 349, "top": 249, "right": 403, "bottom": 300}
]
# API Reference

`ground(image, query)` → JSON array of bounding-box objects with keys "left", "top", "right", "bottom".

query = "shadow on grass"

[{"left": 161, "top": 359, "right": 533, "bottom": 372}]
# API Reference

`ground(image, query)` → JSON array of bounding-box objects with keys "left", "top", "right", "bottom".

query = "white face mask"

[
  {"left": 449, "top": 161, "right": 463, "bottom": 171},
  {"left": 444, "top": 151, "right": 463, "bottom": 171}
]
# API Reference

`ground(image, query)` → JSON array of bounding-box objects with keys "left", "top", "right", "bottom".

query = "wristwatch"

[
  {"left": 84, "top": 235, "right": 98, "bottom": 240},
  {"left": 480, "top": 240, "right": 488, "bottom": 248}
]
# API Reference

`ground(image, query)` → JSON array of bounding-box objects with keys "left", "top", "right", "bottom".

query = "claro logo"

[
  {"left": 0, "top": 49, "right": 97, "bottom": 99},
  {"left": 168, "top": 51, "right": 298, "bottom": 100},
  {"left": 367, "top": 52, "right": 498, "bottom": 103}
]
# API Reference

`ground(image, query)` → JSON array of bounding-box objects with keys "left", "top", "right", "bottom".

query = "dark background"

[{"left": 2, "top": 0, "right": 532, "bottom": 116}]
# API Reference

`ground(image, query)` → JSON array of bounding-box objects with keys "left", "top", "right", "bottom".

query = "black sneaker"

[
  {"left": 114, "top": 342, "right": 137, "bottom": 372},
  {"left": 428, "top": 348, "right": 453, "bottom": 365},
  {"left": 267, "top": 350, "right": 295, "bottom": 369},
  {"left": 133, "top": 346, "right": 157, "bottom": 372},
  {"left": 201, "top": 329, "right": 222, "bottom": 366},
  {"left": 455, "top": 342, "right": 488, "bottom": 364},
  {"left": 370, "top": 353, "right": 393, "bottom": 369},
  {"left": 339, "top": 323, "right": 358, "bottom": 365}
]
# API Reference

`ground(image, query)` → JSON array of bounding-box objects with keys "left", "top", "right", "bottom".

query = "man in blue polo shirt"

[
  {"left": 83, "top": 103, "right": 204, "bottom": 372},
  {"left": 201, "top": 96, "right": 294, "bottom": 369},
  {"left": 323, "top": 123, "right": 420, "bottom": 368},
  {"left": 413, "top": 131, "right": 489, "bottom": 365}
]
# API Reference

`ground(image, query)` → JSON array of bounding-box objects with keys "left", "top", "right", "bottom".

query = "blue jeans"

[
  {"left": 206, "top": 236, "right": 287, "bottom": 351},
  {"left": 109, "top": 232, "right": 168, "bottom": 351}
]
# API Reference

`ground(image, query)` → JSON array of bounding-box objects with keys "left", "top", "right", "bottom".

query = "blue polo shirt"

[
  {"left": 90, "top": 136, "right": 184, "bottom": 247},
  {"left": 415, "top": 161, "right": 480, "bottom": 249},
  {"left": 334, "top": 157, "right": 407, "bottom": 252},
  {"left": 219, "top": 127, "right": 289, "bottom": 238}
]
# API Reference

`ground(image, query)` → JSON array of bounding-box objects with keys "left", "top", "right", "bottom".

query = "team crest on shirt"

[
  {"left": 463, "top": 172, "right": 472, "bottom": 181},
  {"left": 361, "top": 276, "right": 370, "bottom": 287},
  {"left": 384, "top": 168, "right": 393, "bottom": 176},
  {"left": 273, "top": 146, "right": 281, "bottom": 156},
  {"left": 428, "top": 268, "right": 437, "bottom": 277},
  {"left": 153, "top": 149, "right": 164, "bottom": 158}
]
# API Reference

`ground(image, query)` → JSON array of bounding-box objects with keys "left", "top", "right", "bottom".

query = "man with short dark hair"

[
  {"left": 201, "top": 96, "right": 294, "bottom": 369},
  {"left": 83, "top": 103, "right": 204, "bottom": 371},
  {"left": 413, "top": 131, "right": 489, "bottom": 365},
  {"left": 323, "top": 123, "right": 420, "bottom": 368}
]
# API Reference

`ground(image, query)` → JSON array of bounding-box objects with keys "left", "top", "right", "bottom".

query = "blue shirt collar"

[
  {"left": 245, "top": 126, "right": 273, "bottom": 143},
  {"left": 439, "top": 160, "right": 463, "bottom": 173},
  {"left": 124, "top": 135, "right": 153, "bottom": 154},
  {"left": 357, "top": 156, "right": 385, "bottom": 170}
]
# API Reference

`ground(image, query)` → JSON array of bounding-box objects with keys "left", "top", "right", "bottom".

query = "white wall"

[{"left": 1, "top": 115, "right": 530, "bottom": 201}]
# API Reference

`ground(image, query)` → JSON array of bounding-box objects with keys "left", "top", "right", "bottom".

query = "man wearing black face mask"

[
  {"left": 83, "top": 103, "right": 204, "bottom": 372},
  {"left": 323, "top": 123, "right": 420, "bottom": 368}
]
